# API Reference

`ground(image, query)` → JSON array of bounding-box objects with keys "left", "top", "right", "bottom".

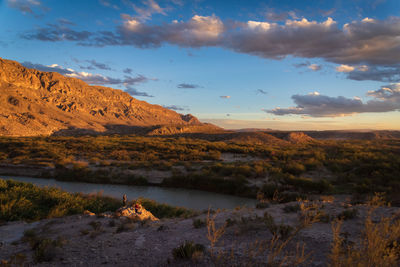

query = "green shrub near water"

[
  {"left": 137, "top": 198, "right": 197, "bottom": 219},
  {"left": 0, "top": 178, "right": 195, "bottom": 222},
  {"left": 0, "top": 178, "right": 121, "bottom": 222}
]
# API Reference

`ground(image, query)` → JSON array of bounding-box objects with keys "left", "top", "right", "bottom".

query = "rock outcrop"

[
  {"left": 115, "top": 204, "right": 158, "bottom": 221},
  {"left": 0, "top": 57, "right": 218, "bottom": 136}
]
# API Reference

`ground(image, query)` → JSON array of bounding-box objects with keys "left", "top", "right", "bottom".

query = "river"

[{"left": 2, "top": 176, "right": 257, "bottom": 210}]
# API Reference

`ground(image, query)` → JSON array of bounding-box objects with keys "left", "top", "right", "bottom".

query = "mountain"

[{"left": 0, "top": 58, "right": 220, "bottom": 136}]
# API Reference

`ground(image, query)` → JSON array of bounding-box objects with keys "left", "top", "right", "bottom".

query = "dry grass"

[
  {"left": 329, "top": 193, "right": 400, "bottom": 267},
  {"left": 206, "top": 200, "right": 324, "bottom": 266}
]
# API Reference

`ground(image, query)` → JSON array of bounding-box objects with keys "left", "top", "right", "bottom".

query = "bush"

[
  {"left": 0, "top": 179, "right": 120, "bottom": 221},
  {"left": 193, "top": 218, "right": 206, "bottom": 228},
  {"left": 172, "top": 241, "right": 205, "bottom": 260},
  {"left": 137, "top": 198, "right": 196, "bottom": 219},
  {"left": 283, "top": 204, "right": 301, "bottom": 213},
  {"left": 285, "top": 177, "right": 332, "bottom": 193},
  {"left": 283, "top": 162, "right": 306, "bottom": 175},
  {"left": 337, "top": 208, "right": 358, "bottom": 220}
]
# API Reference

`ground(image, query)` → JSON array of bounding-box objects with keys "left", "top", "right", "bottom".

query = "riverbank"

[{"left": 1, "top": 176, "right": 257, "bottom": 210}]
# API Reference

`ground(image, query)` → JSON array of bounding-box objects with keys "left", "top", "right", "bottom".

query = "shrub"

[
  {"left": 283, "top": 204, "right": 301, "bottom": 213},
  {"left": 0, "top": 179, "right": 118, "bottom": 222},
  {"left": 256, "top": 202, "right": 269, "bottom": 209},
  {"left": 193, "top": 218, "right": 206, "bottom": 228},
  {"left": 33, "top": 238, "right": 59, "bottom": 262},
  {"left": 172, "top": 241, "right": 205, "bottom": 260},
  {"left": 138, "top": 198, "right": 196, "bottom": 219},
  {"left": 337, "top": 208, "right": 358, "bottom": 220},
  {"left": 285, "top": 177, "right": 332, "bottom": 193},
  {"left": 283, "top": 162, "right": 306, "bottom": 175}
]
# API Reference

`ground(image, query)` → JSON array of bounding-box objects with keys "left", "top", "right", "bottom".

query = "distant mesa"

[{"left": 0, "top": 57, "right": 221, "bottom": 136}]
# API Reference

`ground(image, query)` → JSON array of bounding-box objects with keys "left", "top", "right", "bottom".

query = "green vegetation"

[
  {"left": 137, "top": 198, "right": 196, "bottom": 219},
  {"left": 0, "top": 136, "right": 399, "bottom": 201},
  {"left": 0, "top": 178, "right": 121, "bottom": 222},
  {"left": 0, "top": 178, "right": 195, "bottom": 222}
]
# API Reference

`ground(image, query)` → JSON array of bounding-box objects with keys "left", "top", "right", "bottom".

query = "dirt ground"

[{"left": 0, "top": 197, "right": 399, "bottom": 266}]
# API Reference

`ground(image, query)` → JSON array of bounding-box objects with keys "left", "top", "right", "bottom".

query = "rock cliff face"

[{"left": 0, "top": 58, "right": 216, "bottom": 136}]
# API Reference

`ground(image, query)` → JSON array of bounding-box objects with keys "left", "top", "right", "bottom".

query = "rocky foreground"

[{"left": 1, "top": 196, "right": 399, "bottom": 266}]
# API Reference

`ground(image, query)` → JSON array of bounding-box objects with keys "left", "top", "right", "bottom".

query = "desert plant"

[
  {"left": 206, "top": 209, "right": 227, "bottom": 250},
  {"left": 193, "top": 218, "right": 206, "bottom": 228},
  {"left": 337, "top": 208, "right": 358, "bottom": 220},
  {"left": 283, "top": 203, "right": 301, "bottom": 213},
  {"left": 329, "top": 194, "right": 400, "bottom": 267},
  {"left": 172, "top": 241, "right": 205, "bottom": 260}
]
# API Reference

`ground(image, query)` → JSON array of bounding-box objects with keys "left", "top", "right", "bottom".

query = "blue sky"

[{"left": 1, "top": 0, "right": 400, "bottom": 130}]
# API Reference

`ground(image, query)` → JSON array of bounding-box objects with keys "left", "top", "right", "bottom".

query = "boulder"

[{"left": 115, "top": 204, "right": 158, "bottom": 221}]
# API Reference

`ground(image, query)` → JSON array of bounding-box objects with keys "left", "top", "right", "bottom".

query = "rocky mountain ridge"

[{"left": 0, "top": 57, "right": 219, "bottom": 136}]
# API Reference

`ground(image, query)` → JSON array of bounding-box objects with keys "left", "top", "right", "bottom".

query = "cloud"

[
  {"left": 123, "top": 68, "right": 133, "bottom": 74},
  {"left": 131, "top": 0, "right": 166, "bottom": 21},
  {"left": 99, "top": 0, "right": 119, "bottom": 10},
  {"left": 22, "top": 24, "right": 92, "bottom": 42},
  {"left": 22, "top": 61, "right": 74, "bottom": 75},
  {"left": 367, "top": 83, "right": 400, "bottom": 100},
  {"left": 125, "top": 87, "right": 153, "bottom": 97},
  {"left": 256, "top": 89, "right": 268, "bottom": 94},
  {"left": 115, "top": 14, "right": 224, "bottom": 48},
  {"left": 6, "top": 0, "right": 42, "bottom": 14},
  {"left": 79, "top": 59, "right": 112, "bottom": 70},
  {"left": 294, "top": 61, "right": 321, "bottom": 71},
  {"left": 265, "top": 9, "right": 298, "bottom": 21},
  {"left": 177, "top": 83, "right": 201, "bottom": 89},
  {"left": 22, "top": 15, "right": 400, "bottom": 71},
  {"left": 265, "top": 85, "right": 400, "bottom": 117},
  {"left": 162, "top": 105, "right": 188, "bottom": 111},
  {"left": 336, "top": 64, "right": 355, "bottom": 72},
  {"left": 21, "top": 61, "right": 151, "bottom": 88},
  {"left": 345, "top": 65, "right": 400, "bottom": 82},
  {"left": 308, "top": 64, "right": 321, "bottom": 71},
  {"left": 57, "top": 18, "right": 75, "bottom": 26},
  {"left": 65, "top": 71, "right": 122, "bottom": 85},
  {"left": 122, "top": 74, "right": 151, "bottom": 86},
  {"left": 220, "top": 95, "right": 231, "bottom": 99}
]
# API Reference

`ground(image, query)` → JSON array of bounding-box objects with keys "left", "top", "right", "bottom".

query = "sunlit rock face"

[{"left": 0, "top": 57, "right": 216, "bottom": 136}]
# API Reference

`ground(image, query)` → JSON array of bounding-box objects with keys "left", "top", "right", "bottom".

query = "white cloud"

[
  {"left": 247, "top": 21, "right": 273, "bottom": 31},
  {"left": 308, "top": 64, "right": 321, "bottom": 71},
  {"left": 132, "top": 0, "right": 166, "bottom": 21},
  {"left": 24, "top": 14, "right": 400, "bottom": 74},
  {"left": 336, "top": 64, "right": 355, "bottom": 72}
]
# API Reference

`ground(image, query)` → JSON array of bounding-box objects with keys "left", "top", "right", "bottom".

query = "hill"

[{"left": 0, "top": 58, "right": 219, "bottom": 136}]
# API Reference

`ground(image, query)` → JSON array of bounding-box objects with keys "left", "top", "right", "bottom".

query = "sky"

[{"left": 1, "top": 0, "right": 400, "bottom": 130}]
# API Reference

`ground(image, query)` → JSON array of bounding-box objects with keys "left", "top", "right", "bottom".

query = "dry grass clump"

[
  {"left": 329, "top": 193, "right": 400, "bottom": 267},
  {"left": 206, "top": 200, "right": 323, "bottom": 266}
]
